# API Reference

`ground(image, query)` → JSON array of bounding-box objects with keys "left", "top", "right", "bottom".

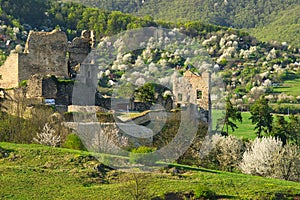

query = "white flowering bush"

[
  {"left": 33, "top": 123, "right": 61, "bottom": 147},
  {"left": 277, "top": 93, "right": 296, "bottom": 103},
  {"left": 240, "top": 137, "right": 300, "bottom": 181},
  {"left": 240, "top": 137, "right": 282, "bottom": 177},
  {"left": 91, "top": 124, "right": 129, "bottom": 154},
  {"left": 273, "top": 144, "right": 300, "bottom": 181},
  {"left": 199, "top": 134, "right": 245, "bottom": 171}
]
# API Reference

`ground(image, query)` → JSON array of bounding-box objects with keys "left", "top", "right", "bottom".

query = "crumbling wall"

[
  {"left": 22, "top": 30, "right": 68, "bottom": 79},
  {"left": 27, "top": 75, "right": 73, "bottom": 106},
  {"left": 68, "top": 30, "right": 95, "bottom": 77},
  {"left": 0, "top": 53, "right": 19, "bottom": 88},
  {"left": 173, "top": 71, "right": 210, "bottom": 110},
  {"left": 27, "top": 74, "right": 43, "bottom": 98},
  {"left": 0, "top": 30, "right": 68, "bottom": 89}
]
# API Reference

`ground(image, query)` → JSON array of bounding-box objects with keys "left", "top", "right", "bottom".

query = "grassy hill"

[{"left": 1, "top": 142, "right": 300, "bottom": 199}]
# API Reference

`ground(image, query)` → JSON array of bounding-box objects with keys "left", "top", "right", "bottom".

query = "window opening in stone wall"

[
  {"left": 197, "top": 90, "right": 202, "bottom": 99},
  {"left": 178, "top": 93, "right": 182, "bottom": 101}
]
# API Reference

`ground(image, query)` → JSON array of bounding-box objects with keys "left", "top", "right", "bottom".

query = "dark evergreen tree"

[
  {"left": 249, "top": 96, "right": 273, "bottom": 138},
  {"left": 219, "top": 98, "right": 242, "bottom": 136}
]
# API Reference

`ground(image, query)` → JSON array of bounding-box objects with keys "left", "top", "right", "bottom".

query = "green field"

[
  {"left": 273, "top": 72, "right": 300, "bottom": 97},
  {"left": 227, "top": 112, "right": 257, "bottom": 140},
  {"left": 1, "top": 142, "right": 300, "bottom": 199},
  {"left": 212, "top": 111, "right": 296, "bottom": 140},
  {"left": 212, "top": 111, "right": 257, "bottom": 140}
]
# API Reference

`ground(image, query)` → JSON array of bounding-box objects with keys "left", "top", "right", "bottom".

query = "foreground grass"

[{"left": 1, "top": 142, "right": 300, "bottom": 199}]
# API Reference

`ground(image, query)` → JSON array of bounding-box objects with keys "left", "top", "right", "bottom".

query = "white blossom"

[
  {"left": 135, "top": 77, "right": 146, "bottom": 86},
  {"left": 105, "top": 70, "right": 111, "bottom": 76},
  {"left": 33, "top": 123, "right": 60, "bottom": 147},
  {"left": 240, "top": 137, "right": 282, "bottom": 177}
]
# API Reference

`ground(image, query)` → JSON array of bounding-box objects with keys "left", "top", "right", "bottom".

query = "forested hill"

[
  {"left": 59, "top": 0, "right": 299, "bottom": 28},
  {"left": 249, "top": 5, "right": 300, "bottom": 47},
  {"left": 0, "top": 0, "right": 238, "bottom": 42},
  {"left": 59, "top": 0, "right": 300, "bottom": 47}
]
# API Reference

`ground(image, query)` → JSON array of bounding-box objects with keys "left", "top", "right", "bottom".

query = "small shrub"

[
  {"left": 129, "top": 146, "right": 156, "bottom": 164},
  {"left": 194, "top": 185, "right": 217, "bottom": 199},
  {"left": 63, "top": 133, "right": 87, "bottom": 151},
  {"left": 131, "top": 146, "right": 156, "bottom": 154}
]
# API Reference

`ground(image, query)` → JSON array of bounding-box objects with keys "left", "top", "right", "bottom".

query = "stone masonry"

[
  {"left": 0, "top": 29, "right": 94, "bottom": 109},
  {"left": 0, "top": 30, "right": 68, "bottom": 88},
  {"left": 173, "top": 70, "right": 211, "bottom": 122},
  {"left": 0, "top": 29, "right": 94, "bottom": 89}
]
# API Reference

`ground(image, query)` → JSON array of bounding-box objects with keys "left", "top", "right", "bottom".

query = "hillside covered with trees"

[{"left": 59, "top": 0, "right": 300, "bottom": 47}]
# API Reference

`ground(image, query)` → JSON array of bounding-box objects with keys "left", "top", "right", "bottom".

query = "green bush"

[
  {"left": 62, "top": 133, "right": 87, "bottom": 151},
  {"left": 194, "top": 185, "right": 217, "bottom": 199},
  {"left": 129, "top": 146, "right": 156, "bottom": 164}
]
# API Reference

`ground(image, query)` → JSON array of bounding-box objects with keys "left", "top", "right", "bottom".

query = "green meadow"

[
  {"left": 273, "top": 72, "right": 300, "bottom": 97},
  {"left": 1, "top": 142, "right": 300, "bottom": 199}
]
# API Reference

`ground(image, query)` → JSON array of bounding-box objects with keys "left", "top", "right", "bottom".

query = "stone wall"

[
  {"left": 22, "top": 30, "right": 68, "bottom": 79},
  {"left": 0, "top": 30, "right": 68, "bottom": 89},
  {"left": 0, "top": 53, "right": 19, "bottom": 88},
  {"left": 26, "top": 74, "right": 43, "bottom": 98},
  {"left": 27, "top": 75, "right": 73, "bottom": 106},
  {"left": 173, "top": 70, "right": 211, "bottom": 111},
  {"left": 68, "top": 30, "right": 95, "bottom": 77}
]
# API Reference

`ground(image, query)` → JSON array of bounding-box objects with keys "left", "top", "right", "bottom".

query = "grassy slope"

[
  {"left": 1, "top": 142, "right": 300, "bottom": 199},
  {"left": 273, "top": 72, "right": 300, "bottom": 97}
]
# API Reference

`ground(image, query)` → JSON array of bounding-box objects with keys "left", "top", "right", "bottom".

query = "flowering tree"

[
  {"left": 240, "top": 137, "right": 282, "bottom": 177},
  {"left": 33, "top": 123, "right": 61, "bottom": 147},
  {"left": 240, "top": 137, "right": 300, "bottom": 181}
]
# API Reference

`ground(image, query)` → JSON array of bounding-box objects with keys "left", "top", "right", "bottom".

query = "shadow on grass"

[
  {"left": 216, "top": 195, "right": 236, "bottom": 199},
  {"left": 0, "top": 146, "right": 14, "bottom": 158},
  {"left": 157, "top": 162, "right": 219, "bottom": 174},
  {"left": 282, "top": 71, "right": 300, "bottom": 81}
]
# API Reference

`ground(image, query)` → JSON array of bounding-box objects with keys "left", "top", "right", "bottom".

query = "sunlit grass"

[{"left": 0, "top": 142, "right": 300, "bottom": 199}]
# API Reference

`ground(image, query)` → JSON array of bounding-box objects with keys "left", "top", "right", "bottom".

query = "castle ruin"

[
  {"left": 0, "top": 29, "right": 94, "bottom": 108},
  {"left": 0, "top": 30, "right": 68, "bottom": 88},
  {"left": 173, "top": 70, "right": 211, "bottom": 122}
]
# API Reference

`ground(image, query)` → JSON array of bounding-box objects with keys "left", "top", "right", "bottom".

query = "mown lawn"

[
  {"left": 212, "top": 111, "right": 257, "bottom": 140},
  {"left": 273, "top": 72, "right": 300, "bottom": 97},
  {"left": 212, "top": 111, "right": 295, "bottom": 140},
  {"left": 1, "top": 142, "right": 300, "bottom": 199}
]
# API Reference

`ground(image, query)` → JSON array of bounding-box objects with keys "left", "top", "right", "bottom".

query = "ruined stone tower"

[
  {"left": 0, "top": 30, "right": 68, "bottom": 88},
  {"left": 173, "top": 70, "right": 211, "bottom": 123}
]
